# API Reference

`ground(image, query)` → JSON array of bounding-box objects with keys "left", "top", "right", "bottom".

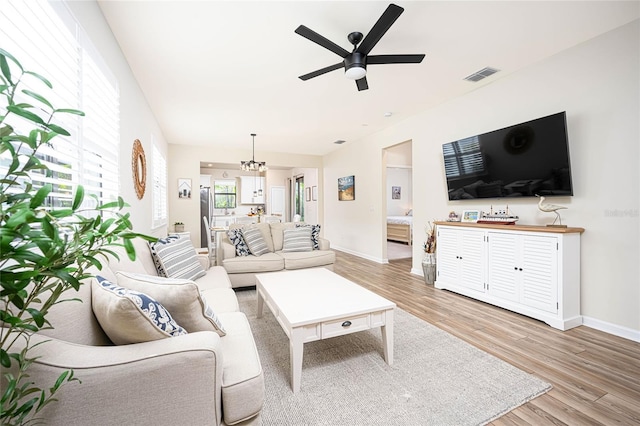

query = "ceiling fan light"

[{"left": 345, "top": 66, "right": 366, "bottom": 80}]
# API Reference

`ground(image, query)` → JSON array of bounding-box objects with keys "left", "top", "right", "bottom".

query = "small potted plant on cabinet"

[{"left": 174, "top": 222, "right": 185, "bottom": 232}]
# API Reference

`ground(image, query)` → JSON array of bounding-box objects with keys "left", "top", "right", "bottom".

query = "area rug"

[{"left": 236, "top": 290, "right": 551, "bottom": 425}]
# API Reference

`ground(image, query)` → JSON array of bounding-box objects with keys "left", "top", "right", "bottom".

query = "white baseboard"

[
  {"left": 410, "top": 268, "right": 424, "bottom": 277},
  {"left": 582, "top": 316, "right": 640, "bottom": 342},
  {"left": 332, "top": 247, "right": 385, "bottom": 264}
]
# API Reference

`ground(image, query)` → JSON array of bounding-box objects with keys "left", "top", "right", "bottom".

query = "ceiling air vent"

[
  {"left": 334, "top": 140, "right": 346, "bottom": 145},
  {"left": 464, "top": 67, "right": 500, "bottom": 82}
]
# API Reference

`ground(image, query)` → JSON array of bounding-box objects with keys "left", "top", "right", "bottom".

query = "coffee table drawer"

[{"left": 322, "top": 314, "right": 370, "bottom": 338}]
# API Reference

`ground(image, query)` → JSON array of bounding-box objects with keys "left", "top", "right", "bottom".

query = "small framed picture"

[
  {"left": 391, "top": 186, "right": 401, "bottom": 200},
  {"left": 178, "top": 178, "right": 192, "bottom": 199},
  {"left": 462, "top": 210, "right": 482, "bottom": 223}
]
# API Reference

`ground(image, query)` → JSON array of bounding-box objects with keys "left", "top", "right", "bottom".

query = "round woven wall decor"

[{"left": 132, "top": 139, "right": 146, "bottom": 199}]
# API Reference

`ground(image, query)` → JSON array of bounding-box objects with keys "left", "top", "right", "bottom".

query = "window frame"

[{"left": 213, "top": 179, "right": 237, "bottom": 209}]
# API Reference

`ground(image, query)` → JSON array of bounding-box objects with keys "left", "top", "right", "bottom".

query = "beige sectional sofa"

[
  {"left": 220, "top": 222, "right": 336, "bottom": 288},
  {"left": 18, "top": 238, "right": 263, "bottom": 426}
]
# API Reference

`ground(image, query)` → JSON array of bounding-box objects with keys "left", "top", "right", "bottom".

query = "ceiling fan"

[{"left": 295, "top": 3, "right": 425, "bottom": 91}]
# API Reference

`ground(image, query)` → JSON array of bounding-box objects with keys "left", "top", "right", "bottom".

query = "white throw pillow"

[
  {"left": 282, "top": 227, "right": 313, "bottom": 252},
  {"left": 116, "top": 272, "right": 226, "bottom": 336},
  {"left": 91, "top": 276, "right": 187, "bottom": 345}
]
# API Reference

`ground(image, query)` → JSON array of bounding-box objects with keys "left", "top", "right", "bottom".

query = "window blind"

[
  {"left": 0, "top": 0, "right": 119, "bottom": 211},
  {"left": 152, "top": 141, "right": 167, "bottom": 227}
]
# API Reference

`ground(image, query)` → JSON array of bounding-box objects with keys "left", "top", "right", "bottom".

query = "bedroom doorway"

[{"left": 383, "top": 141, "right": 413, "bottom": 263}]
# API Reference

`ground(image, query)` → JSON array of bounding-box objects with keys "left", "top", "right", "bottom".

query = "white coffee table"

[{"left": 256, "top": 268, "right": 396, "bottom": 393}]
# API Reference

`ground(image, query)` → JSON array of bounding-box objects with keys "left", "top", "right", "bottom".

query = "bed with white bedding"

[{"left": 387, "top": 215, "right": 412, "bottom": 244}]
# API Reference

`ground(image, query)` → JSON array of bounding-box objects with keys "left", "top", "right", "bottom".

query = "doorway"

[
  {"left": 293, "top": 175, "right": 304, "bottom": 221},
  {"left": 383, "top": 141, "right": 413, "bottom": 263}
]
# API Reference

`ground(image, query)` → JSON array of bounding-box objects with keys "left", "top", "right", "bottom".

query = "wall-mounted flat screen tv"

[{"left": 442, "top": 111, "right": 573, "bottom": 200}]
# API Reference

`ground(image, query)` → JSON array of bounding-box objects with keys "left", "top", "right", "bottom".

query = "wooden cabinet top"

[{"left": 434, "top": 221, "right": 585, "bottom": 234}]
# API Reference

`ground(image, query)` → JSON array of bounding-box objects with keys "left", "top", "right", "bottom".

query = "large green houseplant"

[{"left": 0, "top": 49, "right": 149, "bottom": 424}]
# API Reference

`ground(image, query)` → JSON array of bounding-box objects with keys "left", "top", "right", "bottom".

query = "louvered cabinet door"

[
  {"left": 520, "top": 235, "right": 558, "bottom": 314},
  {"left": 487, "top": 232, "right": 519, "bottom": 303},
  {"left": 459, "top": 228, "right": 486, "bottom": 293}
]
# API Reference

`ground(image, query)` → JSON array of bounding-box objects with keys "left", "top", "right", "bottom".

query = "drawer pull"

[{"left": 341, "top": 321, "right": 352, "bottom": 328}]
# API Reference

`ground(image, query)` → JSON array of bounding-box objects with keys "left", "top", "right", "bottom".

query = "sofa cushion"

[
  {"left": 269, "top": 222, "right": 297, "bottom": 251},
  {"left": 279, "top": 250, "right": 336, "bottom": 270},
  {"left": 91, "top": 276, "right": 187, "bottom": 345},
  {"left": 116, "top": 272, "right": 226, "bottom": 336},
  {"left": 200, "top": 288, "right": 240, "bottom": 313},
  {"left": 296, "top": 223, "right": 321, "bottom": 250},
  {"left": 149, "top": 236, "right": 207, "bottom": 281},
  {"left": 194, "top": 265, "right": 233, "bottom": 291},
  {"left": 217, "top": 311, "right": 264, "bottom": 425},
  {"left": 242, "top": 227, "right": 270, "bottom": 256},
  {"left": 223, "top": 252, "right": 284, "bottom": 274},
  {"left": 282, "top": 227, "right": 313, "bottom": 252},
  {"left": 227, "top": 229, "right": 250, "bottom": 256}
]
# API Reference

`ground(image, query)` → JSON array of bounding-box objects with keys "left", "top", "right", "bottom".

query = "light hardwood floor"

[{"left": 331, "top": 250, "right": 640, "bottom": 426}]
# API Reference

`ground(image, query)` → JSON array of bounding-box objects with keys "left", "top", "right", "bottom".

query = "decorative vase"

[
  {"left": 175, "top": 224, "right": 185, "bottom": 232},
  {"left": 422, "top": 252, "right": 436, "bottom": 285}
]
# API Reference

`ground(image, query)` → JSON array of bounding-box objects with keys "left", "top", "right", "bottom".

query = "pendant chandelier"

[{"left": 241, "top": 133, "right": 267, "bottom": 172}]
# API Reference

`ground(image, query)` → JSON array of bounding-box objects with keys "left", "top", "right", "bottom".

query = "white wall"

[
  {"left": 324, "top": 21, "right": 639, "bottom": 336},
  {"left": 66, "top": 1, "right": 169, "bottom": 239}
]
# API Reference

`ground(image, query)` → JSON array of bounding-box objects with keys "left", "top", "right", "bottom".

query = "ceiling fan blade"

[
  {"left": 356, "top": 3, "right": 404, "bottom": 56},
  {"left": 356, "top": 77, "right": 369, "bottom": 91},
  {"left": 299, "top": 62, "right": 344, "bottom": 81},
  {"left": 295, "top": 25, "right": 350, "bottom": 58},
  {"left": 367, "top": 54, "right": 425, "bottom": 64}
]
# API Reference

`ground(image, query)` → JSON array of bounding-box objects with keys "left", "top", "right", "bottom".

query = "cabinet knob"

[
  {"left": 341, "top": 321, "right": 352, "bottom": 328},
  {"left": 514, "top": 267, "right": 518, "bottom": 270},
  {"left": 519, "top": 268, "right": 523, "bottom": 271}
]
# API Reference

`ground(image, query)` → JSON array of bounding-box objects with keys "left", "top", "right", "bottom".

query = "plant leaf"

[
  {"left": 22, "top": 89, "right": 53, "bottom": 109},
  {"left": 72, "top": 185, "right": 84, "bottom": 210},
  {"left": 45, "top": 123, "right": 70, "bottom": 136},
  {"left": 6, "top": 105, "right": 45, "bottom": 125},
  {"left": 54, "top": 108, "right": 85, "bottom": 116},
  {"left": 24, "top": 70, "right": 52, "bottom": 88},
  {"left": 30, "top": 184, "right": 52, "bottom": 208}
]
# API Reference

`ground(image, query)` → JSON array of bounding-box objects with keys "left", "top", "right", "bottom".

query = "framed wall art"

[
  {"left": 338, "top": 175, "right": 355, "bottom": 201},
  {"left": 178, "top": 178, "right": 192, "bottom": 199},
  {"left": 392, "top": 186, "right": 401, "bottom": 200}
]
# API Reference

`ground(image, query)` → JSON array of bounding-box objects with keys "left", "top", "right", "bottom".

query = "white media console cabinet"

[{"left": 434, "top": 222, "right": 585, "bottom": 330}]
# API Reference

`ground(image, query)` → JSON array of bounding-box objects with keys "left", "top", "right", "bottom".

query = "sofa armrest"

[
  {"left": 16, "top": 331, "right": 224, "bottom": 425},
  {"left": 318, "top": 237, "right": 330, "bottom": 250},
  {"left": 197, "top": 252, "right": 210, "bottom": 270},
  {"left": 221, "top": 241, "right": 237, "bottom": 260}
]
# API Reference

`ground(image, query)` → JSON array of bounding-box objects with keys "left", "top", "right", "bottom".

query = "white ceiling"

[{"left": 97, "top": 1, "right": 638, "bottom": 157}]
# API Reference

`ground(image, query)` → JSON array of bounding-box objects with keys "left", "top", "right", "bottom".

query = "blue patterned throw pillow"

[
  {"left": 227, "top": 228, "right": 250, "bottom": 256},
  {"left": 296, "top": 223, "right": 321, "bottom": 250},
  {"left": 92, "top": 276, "right": 187, "bottom": 345}
]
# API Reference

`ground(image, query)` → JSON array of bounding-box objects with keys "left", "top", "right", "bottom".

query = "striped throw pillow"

[
  {"left": 242, "top": 227, "right": 270, "bottom": 256},
  {"left": 296, "top": 223, "right": 321, "bottom": 250},
  {"left": 149, "top": 236, "right": 206, "bottom": 281},
  {"left": 282, "top": 227, "right": 313, "bottom": 252}
]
